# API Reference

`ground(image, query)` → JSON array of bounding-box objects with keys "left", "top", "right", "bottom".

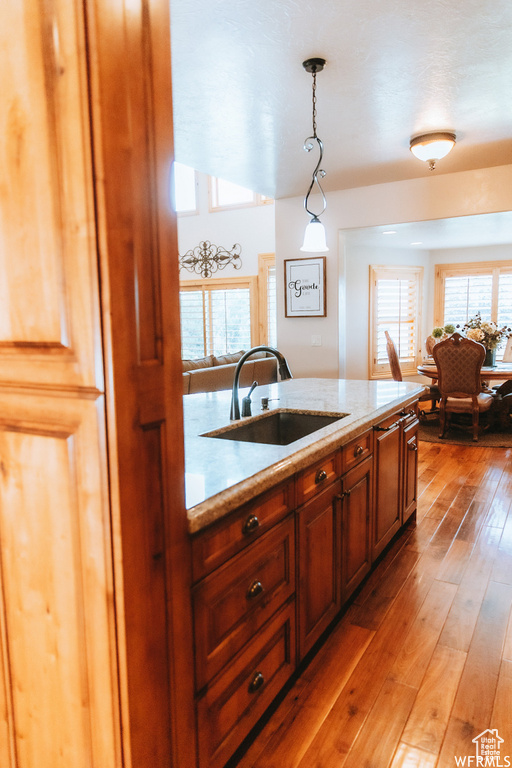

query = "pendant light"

[{"left": 300, "top": 57, "right": 328, "bottom": 252}]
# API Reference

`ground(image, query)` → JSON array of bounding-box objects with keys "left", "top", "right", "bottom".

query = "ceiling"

[
  {"left": 343, "top": 211, "right": 512, "bottom": 250},
  {"left": 169, "top": 0, "right": 512, "bottom": 203}
]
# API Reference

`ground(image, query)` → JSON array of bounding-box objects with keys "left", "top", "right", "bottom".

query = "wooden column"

[{"left": 0, "top": 0, "right": 196, "bottom": 766}]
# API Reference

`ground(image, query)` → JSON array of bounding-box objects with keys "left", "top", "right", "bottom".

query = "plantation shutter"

[
  {"left": 442, "top": 273, "right": 493, "bottom": 326},
  {"left": 180, "top": 280, "right": 253, "bottom": 359},
  {"left": 266, "top": 264, "right": 277, "bottom": 347},
  {"left": 370, "top": 266, "right": 423, "bottom": 378},
  {"left": 435, "top": 263, "right": 512, "bottom": 362}
]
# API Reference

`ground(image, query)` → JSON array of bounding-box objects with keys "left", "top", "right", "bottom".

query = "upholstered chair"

[
  {"left": 384, "top": 331, "right": 439, "bottom": 414},
  {"left": 425, "top": 335, "right": 437, "bottom": 357},
  {"left": 432, "top": 332, "right": 494, "bottom": 442}
]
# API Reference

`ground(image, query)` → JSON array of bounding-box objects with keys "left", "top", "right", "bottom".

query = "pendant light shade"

[
  {"left": 301, "top": 57, "right": 329, "bottom": 252},
  {"left": 410, "top": 132, "right": 456, "bottom": 171},
  {"left": 300, "top": 217, "right": 328, "bottom": 252}
]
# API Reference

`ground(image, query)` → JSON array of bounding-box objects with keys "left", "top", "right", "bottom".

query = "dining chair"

[
  {"left": 502, "top": 336, "right": 512, "bottom": 363},
  {"left": 384, "top": 331, "right": 439, "bottom": 415},
  {"left": 432, "top": 332, "right": 494, "bottom": 442}
]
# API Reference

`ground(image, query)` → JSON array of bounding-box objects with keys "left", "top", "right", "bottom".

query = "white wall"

[
  {"left": 177, "top": 171, "right": 275, "bottom": 280},
  {"left": 276, "top": 164, "right": 512, "bottom": 380}
]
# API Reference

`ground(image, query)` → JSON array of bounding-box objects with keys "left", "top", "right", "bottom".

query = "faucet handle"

[{"left": 241, "top": 381, "right": 258, "bottom": 417}]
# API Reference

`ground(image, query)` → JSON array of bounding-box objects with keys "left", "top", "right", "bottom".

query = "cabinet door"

[
  {"left": 297, "top": 481, "right": 342, "bottom": 659},
  {"left": 372, "top": 416, "right": 402, "bottom": 560},
  {"left": 403, "top": 417, "right": 419, "bottom": 522},
  {"left": 341, "top": 456, "right": 373, "bottom": 601}
]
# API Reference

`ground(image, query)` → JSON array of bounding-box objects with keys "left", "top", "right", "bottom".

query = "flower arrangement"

[{"left": 462, "top": 312, "right": 511, "bottom": 350}]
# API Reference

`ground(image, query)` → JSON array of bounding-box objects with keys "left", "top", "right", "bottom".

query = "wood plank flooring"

[{"left": 231, "top": 441, "right": 512, "bottom": 768}]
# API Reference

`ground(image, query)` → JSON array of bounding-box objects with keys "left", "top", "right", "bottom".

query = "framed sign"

[{"left": 284, "top": 256, "right": 326, "bottom": 317}]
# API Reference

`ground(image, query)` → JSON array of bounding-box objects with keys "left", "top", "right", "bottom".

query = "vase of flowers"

[{"left": 463, "top": 312, "right": 511, "bottom": 367}]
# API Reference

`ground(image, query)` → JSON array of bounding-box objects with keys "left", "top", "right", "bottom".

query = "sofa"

[{"left": 182, "top": 350, "right": 278, "bottom": 395}]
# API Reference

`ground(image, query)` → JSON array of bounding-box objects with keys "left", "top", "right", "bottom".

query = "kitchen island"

[
  {"left": 185, "top": 377, "right": 424, "bottom": 529},
  {"left": 184, "top": 378, "right": 425, "bottom": 768}
]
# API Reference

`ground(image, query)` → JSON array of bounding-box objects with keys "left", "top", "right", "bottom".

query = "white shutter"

[
  {"left": 443, "top": 274, "right": 493, "bottom": 325},
  {"left": 180, "top": 289, "right": 207, "bottom": 358},
  {"left": 179, "top": 278, "right": 256, "bottom": 359},
  {"left": 370, "top": 266, "right": 423, "bottom": 379},
  {"left": 209, "top": 288, "right": 252, "bottom": 356},
  {"left": 266, "top": 264, "right": 277, "bottom": 348}
]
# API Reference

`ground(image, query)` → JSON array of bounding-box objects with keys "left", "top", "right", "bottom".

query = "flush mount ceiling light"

[
  {"left": 300, "top": 57, "right": 328, "bottom": 252},
  {"left": 410, "top": 131, "right": 456, "bottom": 171}
]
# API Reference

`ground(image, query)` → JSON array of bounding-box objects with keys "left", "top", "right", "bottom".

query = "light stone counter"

[{"left": 185, "top": 378, "right": 425, "bottom": 533}]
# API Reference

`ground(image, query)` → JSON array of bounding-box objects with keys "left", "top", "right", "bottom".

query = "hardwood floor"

[{"left": 231, "top": 440, "right": 512, "bottom": 768}]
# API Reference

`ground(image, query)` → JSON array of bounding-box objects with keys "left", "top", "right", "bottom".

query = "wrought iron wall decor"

[{"left": 179, "top": 241, "right": 242, "bottom": 278}]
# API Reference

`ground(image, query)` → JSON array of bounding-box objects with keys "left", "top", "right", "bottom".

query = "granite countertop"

[{"left": 185, "top": 378, "right": 425, "bottom": 533}]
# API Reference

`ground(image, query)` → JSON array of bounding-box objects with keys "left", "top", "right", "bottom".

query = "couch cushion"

[
  {"left": 182, "top": 355, "right": 215, "bottom": 372},
  {"left": 188, "top": 364, "right": 236, "bottom": 394},
  {"left": 212, "top": 350, "right": 245, "bottom": 366}
]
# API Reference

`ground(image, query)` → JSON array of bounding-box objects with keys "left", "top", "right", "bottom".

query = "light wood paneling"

[
  {"left": 0, "top": 0, "right": 101, "bottom": 390},
  {"left": 0, "top": 393, "right": 119, "bottom": 768}
]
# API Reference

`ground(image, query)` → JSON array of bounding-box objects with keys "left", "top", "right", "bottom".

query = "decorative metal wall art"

[{"left": 179, "top": 241, "right": 242, "bottom": 279}]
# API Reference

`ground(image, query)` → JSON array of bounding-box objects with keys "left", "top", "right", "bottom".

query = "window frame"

[
  {"left": 369, "top": 264, "right": 424, "bottom": 380},
  {"left": 208, "top": 175, "right": 273, "bottom": 212},
  {"left": 179, "top": 276, "right": 259, "bottom": 358},
  {"left": 258, "top": 253, "right": 276, "bottom": 347},
  {"left": 433, "top": 259, "right": 512, "bottom": 327}
]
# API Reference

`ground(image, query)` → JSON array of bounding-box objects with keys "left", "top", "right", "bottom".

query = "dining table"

[{"left": 417, "top": 360, "right": 512, "bottom": 383}]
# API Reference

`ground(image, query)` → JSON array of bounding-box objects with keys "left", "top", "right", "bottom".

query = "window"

[
  {"left": 258, "top": 253, "right": 277, "bottom": 347},
  {"left": 434, "top": 260, "right": 512, "bottom": 359},
  {"left": 369, "top": 265, "right": 423, "bottom": 379},
  {"left": 171, "top": 162, "right": 198, "bottom": 214},
  {"left": 208, "top": 175, "right": 273, "bottom": 211},
  {"left": 179, "top": 277, "right": 258, "bottom": 359}
]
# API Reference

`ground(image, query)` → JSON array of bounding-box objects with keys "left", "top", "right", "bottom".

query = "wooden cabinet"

[
  {"left": 192, "top": 483, "right": 296, "bottom": 768},
  {"left": 196, "top": 602, "right": 295, "bottom": 768},
  {"left": 372, "top": 412, "right": 403, "bottom": 559},
  {"left": 193, "top": 516, "right": 295, "bottom": 689},
  {"left": 341, "top": 455, "right": 373, "bottom": 601},
  {"left": 1, "top": 2, "right": 196, "bottom": 767},
  {"left": 192, "top": 406, "right": 419, "bottom": 767},
  {"left": 372, "top": 407, "right": 419, "bottom": 560},
  {"left": 297, "top": 479, "right": 342, "bottom": 659},
  {"left": 403, "top": 411, "right": 419, "bottom": 523}
]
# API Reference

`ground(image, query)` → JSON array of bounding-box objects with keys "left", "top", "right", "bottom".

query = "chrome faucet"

[{"left": 230, "top": 346, "right": 293, "bottom": 420}]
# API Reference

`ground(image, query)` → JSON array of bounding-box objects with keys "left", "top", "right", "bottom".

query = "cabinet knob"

[
  {"left": 315, "top": 469, "right": 328, "bottom": 484},
  {"left": 354, "top": 445, "right": 364, "bottom": 457},
  {"left": 242, "top": 514, "right": 260, "bottom": 535},
  {"left": 248, "top": 671, "right": 265, "bottom": 693},
  {"left": 335, "top": 490, "right": 350, "bottom": 501},
  {"left": 408, "top": 442, "right": 418, "bottom": 452},
  {"left": 246, "top": 579, "right": 264, "bottom": 600}
]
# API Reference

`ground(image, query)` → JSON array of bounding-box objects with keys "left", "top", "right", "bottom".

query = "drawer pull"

[
  {"left": 354, "top": 445, "right": 364, "bottom": 457},
  {"left": 248, "top": 671, "right": 265, "bottom": 693},
  {"left": 246, "top": 579, "right": 264, "bottom": 600},
  {"left": 242, "top": 514, "right": 260, "bottom": 535},
  {"left": 373, "top": 420, "right": 399, "bottom": 432},
  {"left": 408, "top": 442, "right": 418, "bottom": 452},
  {"left": 315, "top": 469, "right": 328, "bottom": 484}
]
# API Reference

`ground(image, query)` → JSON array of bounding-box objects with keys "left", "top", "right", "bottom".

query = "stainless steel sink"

[{"left": 201, "top": 410, "right": 348, "bottom": 446}]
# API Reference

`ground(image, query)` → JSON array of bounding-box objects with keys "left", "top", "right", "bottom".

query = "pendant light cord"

[{"left": 303, "top": 66, "right": 327, "bottom": 219}]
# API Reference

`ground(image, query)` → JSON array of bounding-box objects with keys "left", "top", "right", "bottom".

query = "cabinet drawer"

[
  {"left": 342, "top": 430, "right": 372, "bottom": 473},
  {"left": 193, "top": 516, "right": 295, "bottom": 689},
  {"left": 296, "top": 450, "right": 341, "bottom": 505},
  {"left": 197, "top": 601, "right": 296, "bottom": 768},
  {"left": 192, "top": 480, "right": 294, "bottom": 582}
]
